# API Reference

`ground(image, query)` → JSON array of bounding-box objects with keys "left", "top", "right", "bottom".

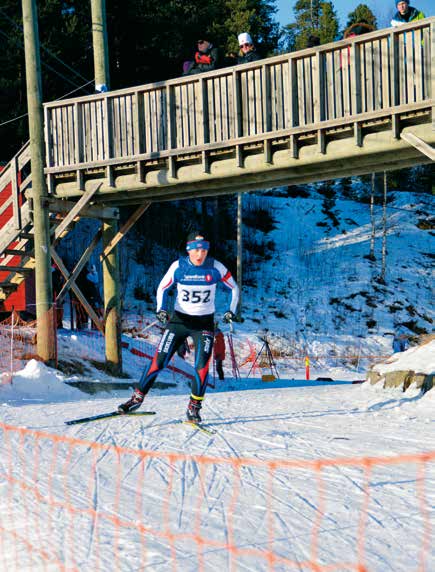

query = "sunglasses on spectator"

[
  {"left": 197, "top": 40, "right": 207, "bottom": 44},
  {"left": 240, "top": 43, "right": 252, "bottom": 48}
]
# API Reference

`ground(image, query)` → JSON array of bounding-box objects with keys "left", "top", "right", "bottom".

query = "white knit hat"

[{"left": 238, "top": 32, "right": 253, "bottom": 46}]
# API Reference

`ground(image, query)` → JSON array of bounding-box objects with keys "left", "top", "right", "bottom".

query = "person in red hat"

[{"left": 118, "top": 232, "right": 239, "bottom": 423}]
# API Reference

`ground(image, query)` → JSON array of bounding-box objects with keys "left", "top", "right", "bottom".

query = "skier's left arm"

[{"left": 215, "top": 260, "right": 239, "bottom": 315}]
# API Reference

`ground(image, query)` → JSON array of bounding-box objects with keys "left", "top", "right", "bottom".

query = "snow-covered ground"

[
  {"left": 1, "top": 185, "right": 433, "bottom": 570},
  {"left": 1, "top": 332, "right": 434, "bottom": 572}
]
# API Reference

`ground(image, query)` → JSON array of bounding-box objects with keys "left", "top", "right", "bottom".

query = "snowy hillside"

[{"left": 86, "top": 183, "right": 433, "bottom": 368}]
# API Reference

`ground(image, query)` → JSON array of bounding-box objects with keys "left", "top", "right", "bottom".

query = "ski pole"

[{"left": 141, "top": 319, "right": 159, "bottom": 334}]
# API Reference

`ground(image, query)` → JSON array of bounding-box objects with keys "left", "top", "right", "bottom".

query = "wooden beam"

[
  {"left": 400, "top": 132, "right": 435, "bottom": 161},
  {"left": 0, "top": 283, "right": 18, "bottom": 291},
  {"left": 53, "top": 183, "right": 102, "bottom": 241},
  {"left": 51, "top": 248, "right": 104, "bottom": 332},
  {"left": 41, "top": 197, "right": 119, "bottom": 220},
  {"left": 3, "top": 249, "right": 34, "bottom": 257},
  {"left": 0, "top": 266, "right": 33, "bottom": 273},
  {"left": 55, "top": 228, "right": 102, "bottom": 304},
  {"left": 100, "top": 201, "right": 151, "bottom": 261}
]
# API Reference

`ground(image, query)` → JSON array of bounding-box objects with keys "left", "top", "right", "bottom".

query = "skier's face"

[{"left": 188, "top": 248, "right": 208, "bottom": 266}]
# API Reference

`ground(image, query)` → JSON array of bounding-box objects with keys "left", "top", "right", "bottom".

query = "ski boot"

[
  {"left": 186, "top": 396, "right": 202, "bottom": 423},
  {"left": 118, "top": 388, "right": 144, "bottom": 413}
]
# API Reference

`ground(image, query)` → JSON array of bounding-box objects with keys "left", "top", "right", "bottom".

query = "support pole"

[
  {"left": 90, "top": 0, "right": 121, "bottom": 372},
  {"left": 102, "top": 219, "right": 122, "bottom": 374},
  {"left": 236, "top": 192, "right": 243, "bottom": 319},
  {"left": 91, "top": 0, "right": 110, "bottom": 92},
  {"left": 22, "top": 0, "right": 55, "bottom": 362}
]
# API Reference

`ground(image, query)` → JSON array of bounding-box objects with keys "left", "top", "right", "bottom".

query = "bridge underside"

[{"left": 49, "top": 113, "right": 433, "bottom": 205}]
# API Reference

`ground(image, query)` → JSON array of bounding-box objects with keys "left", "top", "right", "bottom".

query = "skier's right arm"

[{"left": 156, "top": 261, "right": 179, "bottom": 312}]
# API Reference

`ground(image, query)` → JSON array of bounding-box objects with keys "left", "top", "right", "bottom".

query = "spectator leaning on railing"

[
  {"left": 237, "top": 32, "right": 261, "bottom": 64},
  {"left": 391, "top": 0, "right": 425, "bottom": 27},
  {"left": 182, "top": 36, "right": 219, "bottom": 76}
]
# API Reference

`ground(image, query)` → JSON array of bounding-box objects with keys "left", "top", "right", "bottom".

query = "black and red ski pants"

[{"left": 137, "top": 311, "right": 214, "bottom": 399}]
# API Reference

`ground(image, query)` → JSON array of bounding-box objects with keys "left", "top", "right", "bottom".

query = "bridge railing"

[
  {"left": 44, "top": 18, "right": 434, "bottom": 171},
  {"left": 0, "top": 143, "right": 32, "bottom": 257}
]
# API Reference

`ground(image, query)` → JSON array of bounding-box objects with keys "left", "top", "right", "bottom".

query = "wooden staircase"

[
  {"left": 0, "top": 144, "right": 81, "bottom": 307},
  {"left": 0, "top": 143, "right": 33, "bottom": 305}
]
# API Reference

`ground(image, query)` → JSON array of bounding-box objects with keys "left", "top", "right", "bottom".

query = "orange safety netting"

[
  {"left": 0, "top": 422, "right": 433, "bottom": 572},
  {"left": 0, "top": 311, "right": 39, "bottom": 382}
]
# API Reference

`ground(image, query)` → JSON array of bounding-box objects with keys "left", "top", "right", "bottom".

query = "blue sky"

[{"left": 275, "top": 0, "right": 433, "bottom": 30}]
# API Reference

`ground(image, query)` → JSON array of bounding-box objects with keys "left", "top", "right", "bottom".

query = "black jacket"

[{"left": 237, "top": 49, "right": 261, "bottom": 65}]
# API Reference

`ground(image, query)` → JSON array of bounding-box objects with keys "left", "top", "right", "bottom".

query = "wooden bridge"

[{"left": 40, "top": 18, "right": 434, "bottom": 204}]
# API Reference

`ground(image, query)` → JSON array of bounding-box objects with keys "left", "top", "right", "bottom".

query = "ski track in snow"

[{"left": 1, "top": 381, "right": 434, "bottom": 571}]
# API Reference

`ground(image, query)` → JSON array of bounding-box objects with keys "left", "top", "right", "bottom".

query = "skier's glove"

[
  {"left": 156, "top": 310, "right": 170, "bottom": 325},
  {"left": 223, "top": 311, "right": 235, "bottom": 324}
]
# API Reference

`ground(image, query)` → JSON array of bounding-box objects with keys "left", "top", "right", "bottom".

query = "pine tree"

[
  {"left": 284, "top": 0, "right": 339, "bottom": 51},
  {"left": 211, "top": 0, "right": 280, "bottom": 56},
  {"left": 345, "top": 4, "right": 377, "bottom": 29},
  {"left": 318, "top": 2, "right": 339, "bottom": 45}
]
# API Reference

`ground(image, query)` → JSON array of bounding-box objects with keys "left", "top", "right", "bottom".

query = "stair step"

[
  {"left": 3, "top": 249, "right": 34, "bottom": 257},
  {"left": 19, "top": 233, "right": 34, "bottom": 240},
  {"left": 0, "top": 282, "right": 19, "bottom": 291},
  {"left": 0, "top": 266, "right": 33, "bottom": 274}
]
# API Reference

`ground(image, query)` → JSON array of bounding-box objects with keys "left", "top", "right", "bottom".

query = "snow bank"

[
  {"left": 0, "top": 359, "right": 83, "bottom": 403},
  {"left": 373, "top": 339, "right": 435, "bottom": 375}
]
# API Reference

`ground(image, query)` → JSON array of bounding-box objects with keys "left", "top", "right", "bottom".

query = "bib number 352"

[{"left": 181, "top": 289, "right": 211, "bottom": 303}]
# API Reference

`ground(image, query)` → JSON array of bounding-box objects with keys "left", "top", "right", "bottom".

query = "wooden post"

[
  {"left": 381, "top": 171, "right": 388, "bottom": 281},
  {"left": 103, "top": 219, "right": 122, "bottom": 374},
  {"left": 90, "top": 0, "right": 122, "bottom": 371},
  {"left": 91, "top": 0, "right": 110, "bottom": 93},
  {"left": 431, "top": 21, "right": 435, "bottom": 124},
  {"left": 370, "top": 172, "right": 376, "bottom": 260},
  {"left": 22, "top": 0, "right": 55, "bottom": 363},
  {"left": 236, "top": 193, "right": 242, "bottom": 320}
]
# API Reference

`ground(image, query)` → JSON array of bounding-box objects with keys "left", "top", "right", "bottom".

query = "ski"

[
  {"left": 65, "top": 411, "right": 156, "bottom": 425},
  {"left": 182, "top": 420, "right": 217, "bottom": 435}
]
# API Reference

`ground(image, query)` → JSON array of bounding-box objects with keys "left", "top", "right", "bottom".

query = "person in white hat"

[{"left": 237, "top": 32, "right": 261, "bottom": 64}]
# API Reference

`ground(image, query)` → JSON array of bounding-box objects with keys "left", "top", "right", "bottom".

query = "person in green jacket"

[{"left": 391, "top": 0, "right": 425, "bottom": 26}]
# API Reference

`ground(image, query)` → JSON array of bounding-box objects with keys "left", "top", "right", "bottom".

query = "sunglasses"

[
  {"left": 240, "top": 43, "right": 252, "bottom": 48},
  {"left": 197, "top": 40, "right": 207, "bottom": 44}
]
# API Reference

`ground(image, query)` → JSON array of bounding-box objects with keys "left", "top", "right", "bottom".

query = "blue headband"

[{"left": 186, "top": 239, "right": 210, "bottom": 251}]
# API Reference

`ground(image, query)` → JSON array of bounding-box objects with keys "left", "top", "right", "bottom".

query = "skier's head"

[{"left": 186, "top": 231, "right": 209, "bottom": 266}]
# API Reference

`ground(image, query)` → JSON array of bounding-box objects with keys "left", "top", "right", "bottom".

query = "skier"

[{"left": 118, "top": 232, "right": 239, "bottom": 422}]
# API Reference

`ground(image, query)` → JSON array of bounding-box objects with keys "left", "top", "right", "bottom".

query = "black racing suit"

[{"left": 137, "top": 311, "right": 214, "bottom": 399}]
